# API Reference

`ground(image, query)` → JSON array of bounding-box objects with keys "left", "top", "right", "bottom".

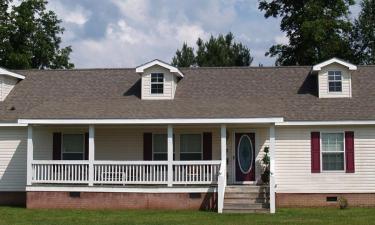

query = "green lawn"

[{"left": 0, "top": 207, "right": 374, "bottom": 225}]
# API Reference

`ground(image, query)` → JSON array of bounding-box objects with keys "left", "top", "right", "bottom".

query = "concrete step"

[
  {"left": 224, "top": 203, "right": 269, "bottom": 210},
  {"left": 225, "top": 185, "right": 269, "bottom": 193},
  {"left": 225, "top": 192, "right": 269, "bottom": 199},
  {"left": 223, "top": 208, "right": 269, "bottom": 214},
  {"left": 224, "top": 198, "right": 268, "bottom": 204}
]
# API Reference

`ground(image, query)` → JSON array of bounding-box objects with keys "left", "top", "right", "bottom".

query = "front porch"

[{"left": 24, "top": 121, "right": 277, "bottom": 213}]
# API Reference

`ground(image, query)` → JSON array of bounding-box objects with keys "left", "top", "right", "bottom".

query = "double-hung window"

[
  {"left": 321, "top": 133, "right": 345, "bottom": 171},
  {"left": 151, "top": 73, "right": 164, "bottom": 94},
  {"left": 62, "top": 134, "right": 85, "bottom": 160},
  {"left": 180, "top": 134, "right": 202, "bottom": 160},
  {"left": 152, "top": 134, "right": 175, "bottom": 160},
  {"left": 328, "top": 71, "right": 342, "bottom": 92}
]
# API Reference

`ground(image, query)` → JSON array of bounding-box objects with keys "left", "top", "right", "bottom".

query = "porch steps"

[{"left": 223, "top": 185, "right": 270, "bottom": 213}]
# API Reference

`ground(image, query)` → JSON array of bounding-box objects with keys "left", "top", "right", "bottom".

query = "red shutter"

[
  {"left": 84, "top": 133, "right": 89, "bottom": 160},
  {"left": 143, "top": 133, "right": 152, "bottom": 161},
  {"left": 311, "top": 132, "right": 320, "bottom": 173},
  {"left": 345, "top": 131, "right": 355, "bottom": 173},
  {"left": 203, "top": 132, "right": 212, "bottom": 160},
  {"left": 53, "top": 132, "right": 62, "bottom": 160}
]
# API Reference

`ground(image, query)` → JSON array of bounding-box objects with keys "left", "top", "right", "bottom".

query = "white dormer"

[
  {"left": 0, "top": 67, "right": 24, "bottom": 101},
  {"left": 312, "top": 58, "right": 357, "bottom": 98},
  {"left": 136, "top": 59, "right": 183, "bottom": 100}
]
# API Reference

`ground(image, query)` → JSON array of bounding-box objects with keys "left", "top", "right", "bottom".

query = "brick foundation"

[
  {"left": 27, "top": 191, "right": 217, "bottom": 210},
  {"left": 0, "top": 192, "right": 26, "bottom": 206},
  {"left": 276, "top": 193, "right": 375, "bottom": 207}
]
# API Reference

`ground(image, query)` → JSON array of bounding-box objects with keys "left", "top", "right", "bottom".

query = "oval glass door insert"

[{"left": 237, "top": 135, "right": 253, "bottom": 174}]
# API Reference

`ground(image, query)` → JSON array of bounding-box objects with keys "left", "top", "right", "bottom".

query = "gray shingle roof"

[{"left": 1, "top": 66, "right": 374, "bottom": 122}]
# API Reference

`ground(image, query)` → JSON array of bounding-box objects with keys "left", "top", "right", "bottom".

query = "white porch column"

[
  {"left": 26, "top": 125, "right": 33, "bottom": 186},
  {"left": 218, "top": 124, "right": 227, "bottom": 213},
  {"left": 269, "top": 124, "right": 276, "bottom": 214},
  {"left": 88, "top": 125, "right": 95, "bottom": 186},
  {"left": 167, "top": 125, "right": 173, "bottom": 187}
]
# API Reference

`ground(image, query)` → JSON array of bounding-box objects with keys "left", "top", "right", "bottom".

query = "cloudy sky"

[{"left": 44, "top": 0, "right": 361, "bottom": 68}]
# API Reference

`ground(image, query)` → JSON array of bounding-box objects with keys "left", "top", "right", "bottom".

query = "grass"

[{"left": 0, "top": 207, "right": 374, "bottom": 225}]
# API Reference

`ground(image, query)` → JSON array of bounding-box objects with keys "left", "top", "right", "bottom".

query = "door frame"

[{"left": 231, "top": 129, "right": 257, "bottom": 185}]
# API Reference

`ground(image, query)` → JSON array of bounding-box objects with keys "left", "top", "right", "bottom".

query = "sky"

[{"left": 42, "top": 0, "right": 362, "bottom": 68}]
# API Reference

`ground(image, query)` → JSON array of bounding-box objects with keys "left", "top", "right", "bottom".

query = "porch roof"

[{"left": 1, "top": 66, "right": 375, "bottom": 122}]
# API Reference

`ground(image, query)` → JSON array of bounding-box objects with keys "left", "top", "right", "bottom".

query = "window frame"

[
  {"left": 150, "top": 73, "right": 164, "bottom": 95},
  {"left": 61, "top": 133, "right": 85, "bottom": 160},
  {"left": 320, "top": 132, "right": 346, "bottom": 172},
  {"left": 179, "top": 133, "right": 203, "bottom": 161},
  {"left": 327, "top": 71, "right": 343, "bottom": 93}
]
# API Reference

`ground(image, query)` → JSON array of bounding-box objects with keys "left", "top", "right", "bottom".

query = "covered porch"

[{"left": 22, "top": 118, "right": 280, "bottom": 213}]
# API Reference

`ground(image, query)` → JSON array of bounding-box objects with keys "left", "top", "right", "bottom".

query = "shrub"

[
  {"left": 261, "top": 147, "right": 270, "bottom": 184},
  {"left": 338, "top": 196, "right": 348, "bottom": 209}
]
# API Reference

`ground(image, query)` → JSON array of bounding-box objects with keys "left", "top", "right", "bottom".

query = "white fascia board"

[
  {"left": 276, "top": 120, "right": 375, "bottom": 126},
  {"left": 312, "top": 58, "right": 357, "bottom": 71},
  {"left": 18, "top": 117, "right": 284, "bottom": 125},
  {"left": 26, "top": 186, "right": 217, "bottom": 193},
  {"left": 136, "top": 59, "right": 184, "bottom": 77},
  {"left": 0, "top": 123, "right": 27, "bottom": 127},
  {"left": 0, "top": 67, "right": 25, "bottom": 79}
]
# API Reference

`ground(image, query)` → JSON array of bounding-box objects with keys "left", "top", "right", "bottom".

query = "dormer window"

[
  {"left": 328, "top": 71, "right": 342, "bottom": 92},
  {"left": 151, "top": 73, "right": 164, "bottom": 94}
]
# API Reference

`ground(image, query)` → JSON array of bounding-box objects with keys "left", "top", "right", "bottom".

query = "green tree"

[
  {"left": 0, "top": 0, "right": 74, "bottom": 69},
  {"left": 259, "top": 0, "right": 356, "bottom": 66},
  {"left": 172, "top": 32, "right": 253, "bottom": 67},
  {"left": 352, "top": 0, "right": 375, "bottom": 64}
]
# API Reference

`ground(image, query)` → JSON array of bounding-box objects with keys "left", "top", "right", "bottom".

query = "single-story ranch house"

[{"left": 0, "top": 58, "right": 374, "bottom": 213}]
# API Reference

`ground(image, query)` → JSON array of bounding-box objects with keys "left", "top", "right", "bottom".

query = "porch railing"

[
  {"left": 32, "top": 160, "right": 89, "bottom": 184},
  {"left": 31, "top": 160, "right": 221, "bottom": 186}
]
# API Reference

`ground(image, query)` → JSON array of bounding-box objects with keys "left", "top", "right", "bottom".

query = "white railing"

[
  {"left": 172, "top": 161, "right": 221, "bottom": 184},
  {"left": 93, "top": 161, "right": 168, "bottom": 185},
  {"left": 32, "top": 160, "right": 89, "bottom": 184},
  {"left": 31, "top": 160, "right": 221, "bottom": 186}
]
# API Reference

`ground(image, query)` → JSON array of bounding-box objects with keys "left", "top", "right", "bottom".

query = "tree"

[
  {"left": 171, "top": 32, "right": 253, "bottom": 67},
  {"left": 0, "top": 0, "right": 74, "bottom": 69},
  {"left": 352, "top": 0, "right": 375, "bottom": 64},
  {"left": 259, "top": 0, "right": 356, "bottom": 66}
]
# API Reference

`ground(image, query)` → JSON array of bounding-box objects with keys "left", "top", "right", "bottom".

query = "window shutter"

[
  {"left": 311, "top": 132, "right": 320, "bottom": 173},
  {"left": 345, "top": 131, "right": 355, "bottom": 173},
  {"left": 143, "top": 133, "right": 152, "bottom": 161},
  {"left": 203, "top": 132, "right": 212, "bottom": 160},
  {"left": 53, "top": 132, "right": 62, "bottom": 160},
  {"left": 84, "top": 133, "right": 89, "bottom": 160}
]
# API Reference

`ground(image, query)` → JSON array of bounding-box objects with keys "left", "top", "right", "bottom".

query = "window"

[
  {"left": 180, "top": 134, "right": 202, "bottom": 160},
  {"left": 328, "top": 71, "right": 342, "bottom": 92},
  {"left": 321, "top": 133, "right": 344, "bottom": 171},
  {"left": 62, "top": 134, "right": 84, "bottom": 160},
  {"left": 152, "top": 134, "right": 175, "bottom": 160},
  {"left": 151, "top": 73, "right": 164, "bottom": 94}
]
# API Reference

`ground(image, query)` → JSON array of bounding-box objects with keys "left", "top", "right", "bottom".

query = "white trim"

[
  {"left": 167, "top": 125, "right": 173, "bottom": 187},
  {"left": 136, "top": 59, "right": 184, "bottom": 78},
  {"left": 269, "top": 125, "right": 276, "bottom": 214},
  {"left": 26, "top": 186, "right": 217, "bottom": 193},
  {"left": 26, "top": 126, "right": 33, "bottom": 186},
  {"left": 276, "top": 120, "right": 375, "bottom": 126},
  {"left": 18, "top": 117, "right": 284, "bottom": 125},
  {"left": 312, "top": 58, "right": 357, "bottom": 71},
  {"left": 0, "top": 123, "right": 27, "bottom": 127},
  {"left": 88, "top": 125, "right": 95, "bottom": 186},
  {"left": 0, "top": 67, "right": 25, "bottom": 80}
]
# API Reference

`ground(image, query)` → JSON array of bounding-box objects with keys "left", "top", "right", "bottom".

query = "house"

[{"left": 0, "top": 58, "right": 374, "bottom": 213}]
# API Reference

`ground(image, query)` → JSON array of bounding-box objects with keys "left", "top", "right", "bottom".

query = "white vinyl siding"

[
  {"left": 0, "top": 127, "right": 27, "bottom": 191},
  {"left": 141, "top": 66, "right": 176, "bottom": 100},
  {"left": 318, "top": 63, "right": 351, "bottom": 98},
  {"left": 0, "top": 75, "right": 18, "bottom": 101},
  {"left": 275, "top": 126, "right": 375, "bottom": 193}
]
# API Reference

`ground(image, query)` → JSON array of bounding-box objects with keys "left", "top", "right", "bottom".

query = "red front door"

[{"left": 235, "top": 133, "right": 255, "bottom": 182}]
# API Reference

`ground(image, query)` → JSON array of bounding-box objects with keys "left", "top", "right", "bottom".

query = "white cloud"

[
  {"left": 274, "top": 34, "right": 289, "bottom": 45},
  {"left": 49, "top": 2, "right": 91, "bottom": 26},
  {"left": 112, "top": 0, "right": 150, "bottom": 24}
]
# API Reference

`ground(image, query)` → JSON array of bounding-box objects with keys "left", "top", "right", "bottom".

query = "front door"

[{"left": 235, "top": 133, "right": 255, "bottom": 182}]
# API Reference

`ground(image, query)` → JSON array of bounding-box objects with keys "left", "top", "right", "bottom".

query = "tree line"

[{"left": 172, "top": 0, "right": 375, "bottom": 67}]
